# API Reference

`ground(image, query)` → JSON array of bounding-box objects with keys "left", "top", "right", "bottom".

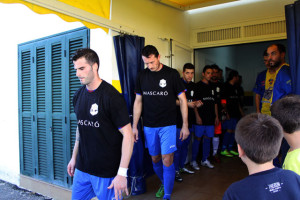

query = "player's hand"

[
  {"left": 67, "top": 158, "right": 76, "bottom": 177},
  {"left": 215, "top": 117, "right": 219, "bottom": 126},
  {"left": 195, "top": 100, "right": 203, "bottom": 108},
  {"left": 179, "top": 126, "right": 190, "bottom": 141},
  {"left": 108, "top": 175, "right": 128, "bottom": 200},
  {"left": 132, "top": 127, "right": 139, "bottom": 142},
  {"left": 188, "top": 102, "right": 196, "bottom": 109}
]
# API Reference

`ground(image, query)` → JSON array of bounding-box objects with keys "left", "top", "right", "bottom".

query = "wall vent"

[
  {"left": 192, "top": 17, "right": 287, "bottom": 48},
  {"left": 197, "top": 27, "right": 241, "bottom": 43},
  {"left": 244, "top": 20, "right": 286, "bottom": 37}
]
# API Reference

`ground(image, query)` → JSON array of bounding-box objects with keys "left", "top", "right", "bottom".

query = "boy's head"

[
  {"left": 235, "top": 113, "right": 283, "bottom": 164},
  {"left": 271, "top": 95, "right": 300, "bottom": 134}
]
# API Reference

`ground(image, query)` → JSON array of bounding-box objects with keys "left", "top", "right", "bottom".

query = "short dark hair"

[
  {"left": 227, "top": 70, "right": 239, "bottom": 81},
  {"left": 235, "top": 113, "right": 283, "bottom": 164},
  {"left": 183, "top": 63, "right": 195, "bottom": 72},
  {"left": 271, "top": 95, "right": 300, "bottom": 134},
  {"left": 202, "top": 65, "right": 213, "bottom": 73},
  {"left": 268, "top": 44, "right": 286, "bottom": 54},
  {"left": 72, "top": 48, "right": 100, "bottom": 71},
  {"left": 211, "top": 64, "right": 220, "bottom": 71},
  {"left": 142, "top": 45, "right": 159, "bottom": 58}
]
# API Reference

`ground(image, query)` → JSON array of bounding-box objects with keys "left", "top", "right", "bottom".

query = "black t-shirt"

[
  {"left": 223, "top": 82, "right": 241, "bottom": 118},
  {"left": 73, "top": 81, "right": 130, "bottom": 178},
  {"left": 194, "top": 81, "right": 216, "bottom": 125},
  {"left": 210, "top": 81, "right": 224, "bottom": 117},
  {"left": 135, "top": 65, "right": 186, "bottom": 127},
  {"left": 176, "top": 79, "right": 196, "bottom": 128}
]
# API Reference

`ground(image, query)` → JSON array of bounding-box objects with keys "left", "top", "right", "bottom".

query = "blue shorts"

[
  {"left": 194, "top": 125, "right": 214, "bottom": 138},
  {"left": 223, "top": 118, "right": 238, "bottom": 130},
  {"left": 72, "top": 169, "right": 120, "bottom": 200},
  {"left": 144, "top": 125, "right": 177, "bottom": 156}
]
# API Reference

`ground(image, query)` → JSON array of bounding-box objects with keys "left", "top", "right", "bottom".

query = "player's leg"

[
  {"left": 144, "top": 126, "right": 164, "bottom": 183},
  {"left": 212, "top": 122, "right": 222, "bottom": 163},
  {"left": 201, "top": 126, "right": 214, "bottom": 169},
  {"left": 90, "top": 175, "right": 116, "bottom": 200},
  {"left": 71, "top": 169, "right": 96, "bottom": 200},
  {"left": 220, "top": 120, "right": 233, "bottom": 157},
  {"left": 174, "top": 128, "right": 183, "bottom": 182},
  {"left": 160, "top": 125, "right": 177, "bottom": 200},
  {"left": 191, "top": 125, "right": 204, "bottom": 170},
  {"left": 227, "top": 118, "right": 238, "bottom": 156}
]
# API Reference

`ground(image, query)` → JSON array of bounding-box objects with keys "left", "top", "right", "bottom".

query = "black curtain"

[
  {"left": 113, "top": 35, "right": 152, "bottom": 196},
  {"left": 285, "top": 1, "right": 300, "bottom": 94}
]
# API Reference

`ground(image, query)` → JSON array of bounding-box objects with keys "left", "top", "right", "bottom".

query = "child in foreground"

[
  {"left": 223, "top": 113, "right": 300, "bottom": 200},
  {"left": 271, "top": 95, "right": 300, "bottom": 175}
]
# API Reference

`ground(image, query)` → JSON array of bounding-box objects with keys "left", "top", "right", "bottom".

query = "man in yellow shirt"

[{"left": 253, "top": 44, "right": 291, "bottom": 115}]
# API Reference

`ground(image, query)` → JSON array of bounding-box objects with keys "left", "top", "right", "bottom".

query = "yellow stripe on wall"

[{"left": 112, "top": 80, "right": 122, "bottom": 93}]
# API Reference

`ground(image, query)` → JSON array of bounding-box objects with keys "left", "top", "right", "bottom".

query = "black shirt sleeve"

[
  {"left": 134, "top": 72, "right": 142, "bottom": 95},
  {"left": 173, "top": 69, "right": 186, "bottom": 96},
  {"left": 109, "top": 91, "right": 130, "bottom": 129}
]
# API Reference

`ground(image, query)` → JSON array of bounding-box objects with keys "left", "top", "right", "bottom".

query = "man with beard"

[
  {"left": 133, "top": 45, "right": 189, "bottom": 200},
  {"left": 67, "top": 49, "right": 134, "bottom": 200},
  {"left": 253, "top": 44, "right": 292, "bottom": 167},
  {"left": 253, "top": 44, "right": 292, "bottom": 115}
]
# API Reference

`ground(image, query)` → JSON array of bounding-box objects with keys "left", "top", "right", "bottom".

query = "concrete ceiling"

[{"left": 152, "top": 0, "right": 238, "bottom": 10}]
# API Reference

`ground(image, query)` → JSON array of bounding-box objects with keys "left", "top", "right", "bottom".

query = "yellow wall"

[
  {"left": 111, "top": 0, "right": 190, "bottom": 65},
  {"left": 189, "top": 0, "right": 294, "bottom": 31}
]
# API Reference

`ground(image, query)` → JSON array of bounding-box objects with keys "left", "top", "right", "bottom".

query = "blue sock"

[
  {"left": 163, "top": 164, "right": 175, "bottom": 199},
  {"left": 202, "top": 137, "right": 211, "bottom": 161},
  {"left": 174, "top": 149, "right": 180, "bottom": 171},
  {"left": 153, "top": 160, "right": 164, "bottom": 183},
  {"left": 192, "top": 139, "right": 200, "bottom": 161},
  {"left": 228, "top": 132, "right": 235, "bottom": 151},
  {"left": 222, "top": 132, "right": 230, "bottom": 151},
  {"left": 174, "top": 128, "right": 182, "bottom": 171},
  {"left": 180, "top": 136, "right": 190, "bottom": 168}
]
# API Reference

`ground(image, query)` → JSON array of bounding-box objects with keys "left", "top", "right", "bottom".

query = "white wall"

[{"left": 0, "top": 3, "right": 112, "bottom": 185}]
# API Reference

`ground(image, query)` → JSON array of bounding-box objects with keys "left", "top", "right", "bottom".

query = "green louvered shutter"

[
  {"left": 65, "top": 30, "right": 89, "bottom": 185},
  {"left": 50, "top": 38, "right": 66, "bottom": 185},
  {"left": 67, "top": 31, "right": 89, "bottom": 159},
  {"left": 19, "top": 27, "right": 89, "bottom": 187},
  {"left": 35, "top": 43, "right": 49, "bottom": 179},
  {"left": 19, "top": 46, "right": 34, "bottom": 176}
]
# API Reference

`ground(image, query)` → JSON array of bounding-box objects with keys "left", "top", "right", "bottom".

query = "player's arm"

[
  {"left": 67, "top": 126, "right": 79, "bottom": 177},
  {"left": 177, "top": 99, "right": 197, "bottom": 108},
  {"left": 178, "top": 92, "right": 190, "bottom": 140},
  {"left": 108, "top": 123, "right": 134, "bottom": 200},
  {"left": 194, "top": 107, "right": 202, "bottom": 125},
  {"left": 132, "top": 94, "right": 142, "bottom": 142},
  {"left": 238, "top": 102, "right": 245, "bottom": 117},
  {"left": 255, "top": 93, "right": 261, "bottom": 113},
  {"left": 215, "top": 103, "right": 219, "bottom": 125}
]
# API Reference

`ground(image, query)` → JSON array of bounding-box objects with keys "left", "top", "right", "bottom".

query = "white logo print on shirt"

[
  {"left": 159, "top": 79, "right": 167, "bottom": 88},
  {"left": 265, "top": 182, "right": 283, "bottom": 193},
  {"left": 90, "top": 103, "right": 98, "bottom": 116}
]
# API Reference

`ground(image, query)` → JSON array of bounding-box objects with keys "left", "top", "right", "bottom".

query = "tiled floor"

[{"left": 128, "top": 156, "right": 248, "bottom": 200}]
